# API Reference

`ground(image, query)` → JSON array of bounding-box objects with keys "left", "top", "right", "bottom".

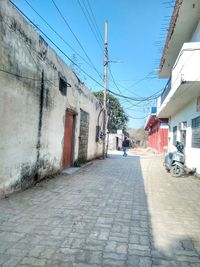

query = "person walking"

[{"left": 122, "top": 136, "right": 130, "bottom": 157}]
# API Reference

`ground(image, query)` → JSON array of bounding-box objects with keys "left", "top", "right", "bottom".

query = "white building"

[{"left": 157, "top": 0, "right": 200, "bottom": 174}]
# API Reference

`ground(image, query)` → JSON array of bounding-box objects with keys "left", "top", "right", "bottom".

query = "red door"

[{"left": 63, "top": 112, "right": 74, "bottom": 168}]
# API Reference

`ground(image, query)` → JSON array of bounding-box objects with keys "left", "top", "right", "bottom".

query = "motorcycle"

[{"left": 164, "top": 141, "right": 185, "bottom": 177}]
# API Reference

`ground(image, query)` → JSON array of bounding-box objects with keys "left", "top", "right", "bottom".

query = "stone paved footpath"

[{"left": 0, "top": 153, "right": 200, "bottom": 267}]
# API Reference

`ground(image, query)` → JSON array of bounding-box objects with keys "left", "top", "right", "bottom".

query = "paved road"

[{"left": 0, "top": 153, "right": 200, "bottom": 266}]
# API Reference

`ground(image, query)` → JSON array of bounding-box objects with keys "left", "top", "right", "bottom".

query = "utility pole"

[{"left": 103, "top": 20, "right": 108, "bottom": 159}]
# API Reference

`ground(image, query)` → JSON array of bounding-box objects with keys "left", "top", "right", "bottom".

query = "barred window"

[
  {"left": 173, "top": 126, "right": 177, "bottom": 146},
  {"left": 59, "top": 77, "right": 67, "bottom": 96},
  {"left": 192, "top": 116, "right": 200, "bottom": 148}
]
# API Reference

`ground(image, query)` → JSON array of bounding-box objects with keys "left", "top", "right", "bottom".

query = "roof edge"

[{"left": 159, "top": 0, "right": 183, "bottom": 74}]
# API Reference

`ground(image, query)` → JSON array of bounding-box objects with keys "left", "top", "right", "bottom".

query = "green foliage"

[{"left": 94, "top": 91, "right": 128, "bottom": 133}]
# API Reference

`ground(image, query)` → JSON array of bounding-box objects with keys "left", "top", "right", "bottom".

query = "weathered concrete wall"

[{"left": 0, "top": 0, "right": 103, "bottom": 195}]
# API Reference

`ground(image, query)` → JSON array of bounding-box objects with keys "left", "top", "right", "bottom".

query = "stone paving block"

[
  {"left": 72, "top": 263, "right": 99, "bottom": 267},
  {"left": 4, "top": 247, "right": 29, "bottom": 257},
  {"left": 98, "top": 231, "right": 110, "bottom": 241},
  {"left": 0, "top": 243, "right": 13, "bottom": 254},
  {"left": 40, "top": 247, "right": 58, "bottom": 259},
  {"left": 139, "top": 235, "right": 150, "bottom": 246},
  {"left": 109, "top": 235, "right": 129, "bottom": 243},
  {"left": 176, "top": 255, "right": 200, "bottom": 263},
  {"left": 138, "top": 256, "right": 152, "bottom": 267},
  {"left": 84, "top": 239, "right": 106, "bottom": 251},
  {"left": 1, "top": 256, "right": 23, "bottom": 267},
  {"left": 102, "top": 258, "right": 127, "bottom": 267},
  {"left": 103, "top": 252, "right": 127, "bottom": 261},
  {"left": 181, "top": 240, "right": 195, "bottom": 251},
  {"left": 0, "top": 232, "right": 25, "bottom": 243},
  {"left": 129, "top": 234, "right": 140, "bottom": 244},
  {"left": 75, "top": 250, "right": 102, "bottom": 265},
  {"left": 61, "top": 237, "right": 74, "bottom": 247},
  {"left": 52, "top": 252, "right": 76, "bottom": 262},
  {"left": 20, "top": 256, "right": 47, "bottom": 266},
  {"left": 116, "top": 243, "right": 128, "bottom": 254},
  {"left": 71, "top": 238, "right": 86, "bottom": 249},
  {"left": 152, "top": 258, "right": 181, "bottom": 266},
  {"left": 104, "top": 241, "right": 117, "bottom": 252},
  {"left": 0, "top": 254, "right": 11, "bottom": 265},
  {"left": 44, "top": 260, "right": 72, "bottom": 267},
  {"left": 127, "top": 255, "right": 141, "bottom": 266}
]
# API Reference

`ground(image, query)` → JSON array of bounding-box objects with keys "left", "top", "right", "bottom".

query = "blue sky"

[{"left": 12, "top": 0, "right": 174, "bottom": 128}]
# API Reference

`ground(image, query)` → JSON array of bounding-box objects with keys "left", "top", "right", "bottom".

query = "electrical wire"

[
  {"left": 51, "top": 0, "right": 103, "bottom": 81},
  {"left": 0, "top": 68, "right": 72, "bottom": 89},
  {"left": 24, "top": 0, "right": 94, "bottom": 69},
  {"left": 85, "top": 0, "right": 104, "bottom": 43},
  {"left": 77, "top": 0, "right": 103, "bottom": 51},
  {"left": 107, "top": 88, "right": 162, "bottom": 102},
  {"left": 9, "top": 0, "right": 163, "bottom": 107},
  {"left": 9, "top": 0, "right": 104, "bottom": 88}
]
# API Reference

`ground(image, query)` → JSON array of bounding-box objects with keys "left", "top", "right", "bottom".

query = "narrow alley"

[{"left": 0, "top": 153, "right": 200, "bottom": 267}]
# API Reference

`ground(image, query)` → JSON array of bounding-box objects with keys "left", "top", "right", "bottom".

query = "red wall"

[{"left": 148, "top": 121, "right": 168, "bottom": 153}]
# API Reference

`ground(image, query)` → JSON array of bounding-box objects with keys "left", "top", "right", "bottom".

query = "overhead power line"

[
  {"left": 9, "top": 0, "right": 163, "bottom": 105},
  {"left": 85, "top": 0, "right": 104, "bottom": 42},
  {"left": 24, "top": 0, "right": 93, "bottom": 69},
  {"left": 51, "top": 0, "right": 103, "bottom": 80},
  {"left": 77, "top": 0, "right": 103, "bottom": 51},
  {"left": 107, "top": 88, "right": 162, "bottom": 102},
  {"left": 9, "top": 0, "right": 104, "bottom": 88}
]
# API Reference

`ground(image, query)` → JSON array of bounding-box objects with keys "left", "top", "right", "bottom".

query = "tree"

[
  {"left": 127, "top": 128, "right": 148, "bottom": 147},
  {"left": 93, "top": 91, "right": 128, "bottom": 133}
]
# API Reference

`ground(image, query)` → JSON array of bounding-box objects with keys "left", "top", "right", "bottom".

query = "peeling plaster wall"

[{"left": 0, "top": 0, "right": 103, "bottom": 195}]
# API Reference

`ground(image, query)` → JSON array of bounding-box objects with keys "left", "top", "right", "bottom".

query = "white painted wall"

[
  {"left": 0, "top": 0, "right": 103, "bottom": 194},
  {"left": 168, "top": 99, "right": 200, "bottom": 174},
  {"left": 158, "top": 42, "right": 200, "bottom": 117},
  {"left": 190, "top": 21, "right": 200, "bottom": 42}
]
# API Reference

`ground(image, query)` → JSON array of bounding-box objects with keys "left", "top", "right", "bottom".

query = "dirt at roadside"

[{"left": 129, "top": 147, "right": 165, "bottom": 157}]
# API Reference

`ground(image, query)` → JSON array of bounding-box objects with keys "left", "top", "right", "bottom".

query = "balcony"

[{"left": 157, "top": 42, "right": 200, "bottom": 118}]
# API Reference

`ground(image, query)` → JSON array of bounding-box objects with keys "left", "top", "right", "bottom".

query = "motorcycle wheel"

[{"left": 170, "top": 165, "right": 184, "bottom": 177}]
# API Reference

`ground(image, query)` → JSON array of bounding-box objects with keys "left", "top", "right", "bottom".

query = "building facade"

[
  {"left": 0, "top": 0, "right": 103, "bottom": 195},
  {"left": 145, "top": 108, "right": 168, "bottom": 153},
  {"left": 158, "top": 0, "right": 200, "bottom": 174}
]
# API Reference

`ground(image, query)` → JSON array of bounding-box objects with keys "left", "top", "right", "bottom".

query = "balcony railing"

[{"left": 160, "top": 78, "right": 171, "bottom": 105}]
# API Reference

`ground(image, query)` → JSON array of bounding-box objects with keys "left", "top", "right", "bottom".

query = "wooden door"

[{"left": 63, "top": 112, "right": 74, "bottom": 168}]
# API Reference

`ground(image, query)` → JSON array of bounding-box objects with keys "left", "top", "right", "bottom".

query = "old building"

[
  {"left": 145, "top": 108, "right": 168, "bottom": 153},
  {"left": 0, "top": 0, "right": 103, "bottom": 195},
  {"left": 108, "top": 130, "right": 124, "bottom": 151},
  {"left": 158, "top": 0, "right": 200, "bottom": 174}
]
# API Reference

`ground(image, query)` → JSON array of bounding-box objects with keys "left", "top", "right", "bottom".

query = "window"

[
  {"left": 59, "top": 77, "right": 67, "bottom": 96},
  {"left": 180, "top": 121, "right": 187, "bottom": 146},
  {"left": 192, "top": 116, "right": 200, "bottom": 148},
  {"left": 173, "top": 126, "right": 177, "bottom": 146},
  {"left": 180, "top": 130, "right": 186, "bottom": 146}
]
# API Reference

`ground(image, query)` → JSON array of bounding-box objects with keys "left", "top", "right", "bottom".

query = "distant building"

[
  {"left": 145, "top": 107, "right": 168, "bottom": 153},
  {"left": 108, "top": 131, "right": 124, "bottom": 150},
  {"left": 158, "top": 0, "right": 200, "bottom": 174}
]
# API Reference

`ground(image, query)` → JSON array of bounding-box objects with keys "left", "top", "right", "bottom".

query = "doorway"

[{"left": 63, "top": 111, "right": 75, "bottom": 168}]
